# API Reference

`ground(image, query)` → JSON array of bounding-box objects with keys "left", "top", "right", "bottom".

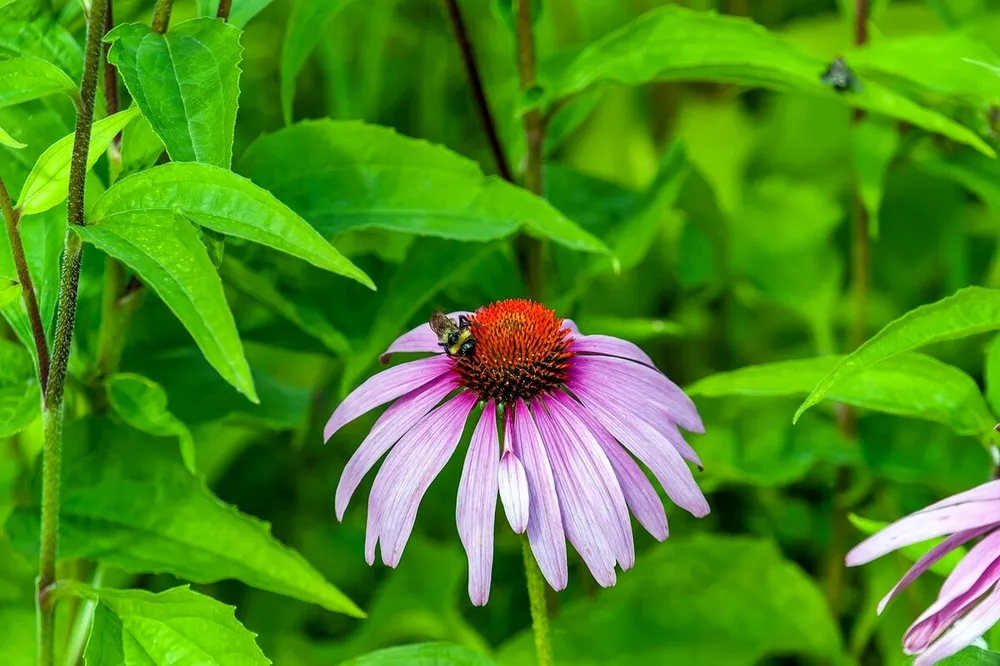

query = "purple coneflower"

[
  {"left": 326, "top": 299, "right": 709, "bottom": 605},
  {"left": 847, "top": 479, "right": 1000, "bottom": 665}
]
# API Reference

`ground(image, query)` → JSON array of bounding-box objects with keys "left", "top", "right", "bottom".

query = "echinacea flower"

[
  {"left": 326, "top": 299, "right": 709, "bottom": 605},
  {"left": 847, "top": 479, "right": 1000, "bottom": 665}
]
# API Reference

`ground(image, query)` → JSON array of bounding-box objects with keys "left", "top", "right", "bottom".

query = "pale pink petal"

[
  {"left": 571, "top": 334, "right": 656, "bottom": 368},
  {"left": 562, "top": 319, "right": 580, "bottom": 337},
  {"left": 498, "top": 417, "right": 530, "bottom": 535},
  {"left": 846, "top": 502, "right": 1000, "bottom": 567},
  {"left": 336, "top": 376, "right": 458, "bottom": 519},
  {"left": 569, "top": 380, "right": 710, "bottom": 517},
  {"left": 511, "top": 400, "right": 568, "bottom": 591},
  {"left": 325, "top": 355, "right": 454, "bottom": 441},
  {"left": 913, "top": 584, "right": 1000, "bottom": 666},
  {"left": 561, "top": 395, "right": 668, "bottom": 541},
  {"left": 569, "top": 355, "right": 704, "bottom": 434},
  {"left": 546, "top": 392, "right": 635, "bottom": 571},
  {"left": 876, "top": 527, "right": 990, "bottom": 615},
  {"left": 368, "top": 392, "right": 476, "bottom": 567},
  {"left": 379, "top": 311, "right": 471, "bottom": 363},
  {"left": 457, "top": 401, "right": 500, "bottom": 606},
  {"left": 915, "top": 480, "right": 1000, "bottom": 516}
]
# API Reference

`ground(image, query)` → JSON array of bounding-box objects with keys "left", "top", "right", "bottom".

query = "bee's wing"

[{"left": 429, "top": 310, "right": 456, "bottom": 336}]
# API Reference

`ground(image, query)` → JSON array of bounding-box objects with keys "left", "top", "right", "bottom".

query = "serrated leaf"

[
  {"left": 239, "top": 120, "right": 609, "bottom": 254},
  {"left": 106, "top": 373, "right": 196, "bottom": 473},
  {"left": 0, "top": 338, "right": 39, "bottom": 437},
  {"left": 545, "top": 5, "right": 993, "bottom": 156},
  {"left": 848, "top": 513, "right": 966, "bottom": 576},
  {"left": 6, "top": 419, "right": 364, "bottom": 617},
  {"left": 795, "top": 286, "right": 1000, "bottom": 422},
  {"left": 16, "top": 106, "right": 139, "bottom": 216},
  {"left": 0, "top": 125, "right": 25, "bottom": 149},
  {"left": 0, "top": 55, "right": 78, "bottom": 109},
  {"left": 691, "top": 353, "right": 995, "bottom": 436},
  {"left": 339, "top": 644, "right": 497, "bottom": 666},
  {"left": 280, "top": 0, "right": 357, "bottom": 125},
  {"left": 74, "top": 212, "right": 257, "bottom": 402},
  {"left": 852, "top": 115, "right": 899, "bottom": 238},
  {"left": 197, "top": 0, "right": 275, "bottom": 27},
  {"left": 90, "top": 162, "right": 373, "bottom": 288},
  {"left": 64, "top": 584, "right": 271, "bottom": 665},
  {"left": 119, "top": 114, "right": 164, "bottom": 179},
  {"left": 105, "top": 18, "right": 242, "bottom": 168}
]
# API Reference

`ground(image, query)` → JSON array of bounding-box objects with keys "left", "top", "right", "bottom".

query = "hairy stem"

[
  {"left": 515, "top": 0, "right": 544, "bottom": 301},
  {"left": 521, "top": 538, "right": 553, "bottom": 666},
  {"left": 151, "top": 0, "right": 173, "bottom": 34},
  {"left": 38, "top": 0, "right": 109, "bottom": 660},
  {"left": 0, "top": 178, "right": 49, "bottom": 390},
  {"left": 442, "top": 0, "right": 513, "bottom": 182}
]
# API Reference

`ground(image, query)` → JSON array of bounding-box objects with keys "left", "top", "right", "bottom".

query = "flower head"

[
  {"left": 846, "top": 479, "right": 1000, "bottom": 665},
  {"left": 326, "top": 299, "right": 709, "bottom": 605}
]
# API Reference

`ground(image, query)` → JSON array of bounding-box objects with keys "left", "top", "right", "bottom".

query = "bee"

[
  {"left": 821, "top": 56, "right": 862, "bottom": 94},
  {"left": 429, "top": 310, "right": 478, "bottom": 359}
]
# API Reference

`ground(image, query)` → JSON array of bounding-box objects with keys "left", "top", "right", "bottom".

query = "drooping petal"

[
  {"left": 457, "top": 401, "right": 500, "bottom": 606},
  {"left": 561, "top": 395, "right": 668, "bottom": 541},
  {"left": 569, "top": 355, "right": 704, "bottom": 434},
  {"left": 546, "top": 392, "right": 635, "bottom": 571},
  {"left": 571, "top": 334, "right": 656, "bottom": 368},
  {"left": 846, "top": 502, "right": 1000, "bottom": 567},
  {"left": 912, "top": 585, "right": 1000, "bottom": 666},
  {"left": 325, "top": 354, "right": 454, "bottom": 441},
  {"left": 379, "top": 311, "right": 471, "bottom": 363},
  {"left": 368, "top": 391, "right": 477, "bottom": 567},
  {"left": 511, "top": 399, "right": 568, "bottom": 591},
  {"left": 913, "top": 480, "right": 1000, "bottom": 516},
  {"left": 570, "top": 379, "right": 710, "bottom": 517},
  {"left": 876, "top": 527, "right": 990, "bottom": 614},
  {"left": 498, "top": 414, "right": 530, "bottom": 534},
  {"left": 336, "top": 375, "right": 458, "bottom": 519}
]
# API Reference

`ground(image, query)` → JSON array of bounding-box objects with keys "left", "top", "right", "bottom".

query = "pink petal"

[
  {"left": 379, "top": 311, "right": 470, "bottom": 363},
  {"left": 913, "top": 584, "right": 1000, "bottom": 666},
  {"left": 546, "top": 392, "right": 635, "bottom": 572},
  {"left": 569, "top": 355, "right": 704, "bottom": 434},
  {"left": 562, "top": 319, "right": 580, "bottom": 337},
  {"left": 367, "top": 391, "right": 476, "bottom": 567},
  {"left": 561, "top": 395, "right": 668, "bottom": 541},
  {"left": 510, "top": 400, "right": 568, "bottom": 591},
  {"left": 325, "top": 355, "right": 454, "bottom": 441},
  {"left": 875, "top": 527, "right": 990, "bottom": 615},
  {"left": 569, "top": 379, "right": 710, "bottom": 517},
  {"left": 847, "top": 502, "right": 1000, "bottom": 567},
  {"left": 571, "top": 334, "right": 656, "bottom": 368},
  {"left": 915, "top": 480, "right": 1000, "bottom": 516},
  {"left": 498, "top": 414, "right": 530, "bottom": 534},
  {"left": 457, "top": 401, "right": 500, "bottom": 607},
  {"left": 335, "top": 376, "right": 458, "bottom": 520}
]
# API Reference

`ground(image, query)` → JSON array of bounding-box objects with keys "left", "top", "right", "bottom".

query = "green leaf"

[
  {"left": 795, "top": 286, "right": 1000, "bottom": 422},
  {"left": 0, "top": 55, "right": 78, "bottom": 109},
  {"left": 6, "top": 419, "right": 364, "bottom": 617},
  {"left": 852, "top": 115, "right": 899, "bottom": 238},
  {"left": 545, "top": 5, "right": 993, "bottom": 156},
  {"left": 119, "top": 114, "right": 164, "bottom": 179},
  {"left": 64, "top": 584, "right": 271, "bottom": 665},
  {"left": 0, "top": 125, "right": 25, "bottom": 149},
  {"left": 848, "top": 513, "right": 967, "bottom": 576},
  {"left": 0, "top": 338, "right": 39, "bottom": 437},
  {"left": 339, "top": 644, "right": 497, "bottom": 666},
  {"left": 915, "top": 144, "right": 1000, "bottom": 212},
  {"left": 0, "top": 606, "right": 34, "bottom": 666},
  {"left": 497, "top": 535, "right": 845, "bottom": 666},
  {"left": 75, "top": 211, "right": 257, "bottom": 402},
  {"left": 691, "top": 353, "right": 995, "bottom": 436},
  {"left": 106, "top": 373, "right": 196, "bottom": 473},
  {"left": 91, "top": 162, "right": 373, "bottom": 289},
  {"left": 16, "top": 106, "right": 139, "bottom": 216},
  {"left": 280, "top": 0, "right": 357, "bottom": 125},
  {"left": 105, "top": 18, "right": 242, "bottom": 168},
  {"left": 0, "top": 279, "right": 19, "bottom": 309},
  {"left": 986, "top": 334, "right": 1000, "bottom": 418},
  {"left": 197, "top": 0, "right": 275, "bottom": 27},
  {"left": 238, "top": 120, "right": 609, "bottom": 254}
]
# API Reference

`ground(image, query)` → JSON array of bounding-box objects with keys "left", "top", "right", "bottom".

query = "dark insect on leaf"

[{"left": 820, "top": 56, "right": 862, "bottom": 94}]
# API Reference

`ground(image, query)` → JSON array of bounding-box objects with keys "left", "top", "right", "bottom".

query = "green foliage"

[
  {"left": 0, "top": 56, "right": 78, "bottom": 108},
  {"left": 0, "top": 125, "right": 25, "bottom": 149},
  {"left": 106, "top": 373, "right": 197, "bottom": 472},
  {"left": 338, "top": 643, "right": 498, "bottom": 666},
  {"left": 0, "top": 338, "right": 38, "bottom": 437}
]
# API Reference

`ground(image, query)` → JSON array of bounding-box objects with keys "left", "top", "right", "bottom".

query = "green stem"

[
  {"left": 94, "top": 258, "right": 143, "bottom": 379},
  {"left": 62, "top": 564, "right": 106, "bottom": 666},
  {"left": 37, "top": 0, "right": 109, "bottom": 659},
  {"left": 521, "top": 538, "right": 553, "bottom": 666},
  {"left": 151, "top": 0, "right": 173, "bottom": 34},
  {"left": 0, "top": 177, "right": 50, "bottom": 390}
]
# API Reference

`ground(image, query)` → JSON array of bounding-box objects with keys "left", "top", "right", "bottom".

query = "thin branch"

[
  {"left": 216, "top": 0, "right": 233, "bottom": 21},
  {"left": 151, "top": 0, "right": 174, "bottom": 34},
  {"left": 102, "top": 0, "right": 120, "bottom": 144},
  {"left": 0, "top": 178, "right": 50, "bottom": 391},
  {"left": 441, "top": 0, "right": 513, "bottom": 182},
  {"left": 515, "top": 0, "right": 544, "bottom": 301}
]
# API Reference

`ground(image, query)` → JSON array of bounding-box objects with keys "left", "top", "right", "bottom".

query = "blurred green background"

[{"left": 6, "top": 0, "right": 1000, "bottom": 663}]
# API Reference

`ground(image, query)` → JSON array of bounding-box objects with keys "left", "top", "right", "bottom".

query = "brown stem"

[
  {"left": 515, "top": 0, "right": 544, "bottom": 301},
  {"left": 102, "top": 0, "right": 120, "bottom": 142},
  {"left": 441, "top": 0, "right": 513, "bottom": 182},
  {"left": 0, "top": 178, "right": 50, "bottom": 391},
  {"left": 216, "top": 0, "right": 233, "bottom": 21},
  {"left": 151, "top": 0, "right": 173, "bottom": 34}
]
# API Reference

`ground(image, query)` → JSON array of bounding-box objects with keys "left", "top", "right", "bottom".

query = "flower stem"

[
  {"left": 151, "top": 0, "right": 173, "bottom": 34},
  {"left": 0, "top": 177, "right": 50, "bottom": 391},
  {"left": 37, "top": 0, "right": 109, "bottom": 660},
  {"left": 521, "top": 538, "right": 553, "bottom": 666}
]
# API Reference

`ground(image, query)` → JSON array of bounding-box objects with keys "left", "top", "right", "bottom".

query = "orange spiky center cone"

[{"left": 454, "top": 299, "right": 573, "bottom": 403}]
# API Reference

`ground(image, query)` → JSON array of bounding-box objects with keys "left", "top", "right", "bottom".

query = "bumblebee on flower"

[{"left": 325, "top": 299, "right": 709, "bottom": 605}]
